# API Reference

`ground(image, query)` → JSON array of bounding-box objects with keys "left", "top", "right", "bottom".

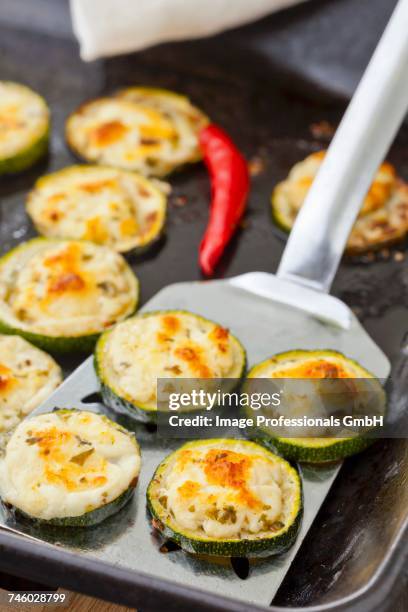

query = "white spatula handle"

[{"left": 277, "top": 0, "right": 408, "bottom": 294}]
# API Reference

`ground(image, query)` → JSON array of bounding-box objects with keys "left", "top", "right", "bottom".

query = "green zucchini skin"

[
  {"left": 253, "top": 435, "right": 373, "bottom": 464},
  {"left": 97, "top": 374, "right": 156, "bottom": 423},
  {"left": 270, "top": 187, "right": 291, "bottom": 234},
  {"left": 4, "top": 481, "right": 137, "bottom": 528},
  {"left": 95, "top": 310, "right": 247, "bottom": 423},
  {"left": 0, "top": 318, "right": 100, "bottom": 355},
  {"left": 94, "top": 324, "right": 158, "bottom": 423},
  {"left": 124, "top": 226, "right": 166, "bottom": 258},
  {"left": 147, "top": 439, "right": 302, "bottom": 558},
  {"left": 0, "top": 129, "right": 49, "bottom": 176},
  {"left": 26, "top": 165, "right": 167, "bottom": 256},
  {"left": 148, "top": 502, "right": 302, "bottom": 557},
  {"left": 0, "top": 238, "right": 139, "bottom": 355},
  {"left": 0, "top": 408, "right": 140, "bottom": 527},
  {"left": 97, "top": 374, "right": 243, "bottom": 424},
  {"left": 244, "top": 349, "right": 383, "bottom": 464}
]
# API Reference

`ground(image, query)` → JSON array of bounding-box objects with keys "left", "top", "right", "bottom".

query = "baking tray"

[
  {"left": 0, "top": 13, "right": 407, "bottom": 612},
  {"left": 0, "top": 285, "right": 344, "bottom": 609}
]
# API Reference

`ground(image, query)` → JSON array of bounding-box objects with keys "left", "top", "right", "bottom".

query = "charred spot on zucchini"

[
  {"left": 0, "top": 409, "right": 141, "bottom": 526},
  {"left": 0, "top": 238, "right": 139, "bottom": 354},
  {"left": 66, "top": 88, "right": 208, "bottom": 177},
  {"left": 26, "top": 165, "right": 166, "bottom": 254},
  {"left": 147, "top": 439, "right": 302, "bottom": 557},
  {"left": 271, "top": 151, "right": 408, "bottom": 254},
  {"left": 0, "top": 335, "right": 62, "bottom": 440},
  {"left": 245, "top": 349, "right": 385, "bottom": 463},
  {"left": 95, "top": 310, "right": 246, "bottom": 422},
  {"left": 0, "top": 82, "right": 49, "bottom": 176}
]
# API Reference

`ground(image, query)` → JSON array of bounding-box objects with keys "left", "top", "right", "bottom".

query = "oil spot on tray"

[{"left": 230, "top": 556, "right": 250, "bottom": 580}]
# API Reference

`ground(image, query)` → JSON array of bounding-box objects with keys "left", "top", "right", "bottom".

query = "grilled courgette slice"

[
  {"left": 0, "top": 238, "right": 139, "bottom": 354},
  {"left": 0, "top": 82, "right": 49, "bottom": 176},
  {"left": 66, "top": 88, "right": 208, "bottom": 177},
  {"left": 95, "top": 310, "right": 246, "bottom": 422},
  {"left": 26, "top": 165, "right": 166, "bottom": 254},
  {"left": 271, "top": 151, "right": 408, "bottom": 254},
  {"left": 246, "top": 349, "right": 384, "bottom": 463},
  {"left": 0, "top": 335, "right": 62, "bottom": 441},
  {"left": 0, "top": 409, "right": 141, "bottom": 527},
  {"left": 147, "top": 438, "right": 302, "bottom": 557}
]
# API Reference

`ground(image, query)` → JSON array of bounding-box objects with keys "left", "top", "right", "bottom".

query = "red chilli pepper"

[{"left": 198, "top": 124, "right": 249, "bottom": 276}]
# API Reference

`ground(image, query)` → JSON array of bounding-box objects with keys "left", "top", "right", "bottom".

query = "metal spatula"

[
  {"left": 143, "top": 0, "right": 408, "bottom": 381},
  {"left": 1, "top": 0, "right": 408, "bottom": 606}
]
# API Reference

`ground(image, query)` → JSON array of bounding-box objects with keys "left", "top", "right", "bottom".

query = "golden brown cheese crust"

[
  {"left": 98, "top": 311, "right": 245, "bottom": 410},
  {"left": 248, "top": 350, "right": 373, "bottom": 380},
  {"left": 0, "top": 335, "right": 62, "bottom": 435},
  {"left": 272, "top": 150, "right": 408, "bottom": 253},
  {"left": 0, "top": 81, "right": 49, "bottom": 161},
  {"left": 66, "top": 89, "right": 208, "bottom": 177},
  {"left": 154, "top": 440, "right": 299, "bottom": 540},
  {"left": 116, "top": 86, "right": 208, "bottom": 142},
  {"left": 0, "top": 239, "right": 138, "bottom": 337},
  {"left": 0, "top": 410, "right": 141, "bottom": 520},
  {"left": 26, "top": 166, "right": 166, "bottom": 252},
  {"left": 265, "top": 359, "right": 351, "bottom": 378}
]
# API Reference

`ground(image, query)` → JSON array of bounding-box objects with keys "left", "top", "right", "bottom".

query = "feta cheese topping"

[
  {"left": 0, "top": 335, "right": 62, "bottom": 435},
  {"left": 153, "top": 440, "right": 299, "bottom": 540},
  {"left": 0, "top": 410, "right": 140, "bottom": 520},
  {"left": 97, "top": 311, "right": 245, "bottom": 410},
  {"left": 0, "top": 239, "right": 138, "bottom": 337},
  {"left": 272, "top": 151, "right": 408, "bottom": 252},
  {"left": 27, "top": 165, "right": 166, "bottom": 252},
  {"left": 249, "top": 351, "right": 365, "bottom": 379},
  {"left": 0, "top": 82, "right": 49, "bottom": 161},
  {"left": 66, "top": 89, "right": 208, "bottom": 177}
]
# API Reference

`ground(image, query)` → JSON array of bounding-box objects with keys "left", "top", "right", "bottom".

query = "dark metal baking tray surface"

[
  {"left": 0, "top": 16, "right": 407, "bottom": 612},
  {"left": 0, "top": 0, "right": 399, "bottom": 100}
]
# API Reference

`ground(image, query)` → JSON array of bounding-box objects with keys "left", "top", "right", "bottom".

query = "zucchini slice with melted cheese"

[
  {"left": 26, "top": 165, "right": 166, "bottom": 254},
  {"left": 147, "top": 439, "right": 302, "bottom": 557},
  {"left": 0, "top": 335, "right": 62, "bottom": 440},
  {"left": 0, "top": 409, "right": 141, "bottom": 526},
  {"left": 95, "top": 311, "right": 246, "bottom": 422},
  {"left": 246, "top": 350, "right": 384, "bottom": 463},
  {"left": 66, "top": 88, "right": 208, "bottom": 177},
  {"left": 0, "top": 238, "right": 139, "bottom": 354},
  {"left": 271, "top": 150, "right": 408, "bottom": 254},
  {"left": 0, "top": 82, "right": 49, "bottom": 176}
]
